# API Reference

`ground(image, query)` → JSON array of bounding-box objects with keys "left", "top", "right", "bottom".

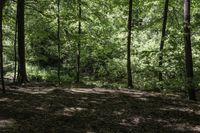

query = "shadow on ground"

[{"left": 0, "top": 85, "right": 200, "bottom": 133}]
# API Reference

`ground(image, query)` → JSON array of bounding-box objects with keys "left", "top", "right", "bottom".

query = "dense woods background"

[{"left": 0, "top": 0, "right": 200, "bottom": 100}]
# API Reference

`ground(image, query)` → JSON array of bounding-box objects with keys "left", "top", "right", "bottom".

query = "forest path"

[{"left": 0, "top": 85, "right": 200, "bottom": 133}]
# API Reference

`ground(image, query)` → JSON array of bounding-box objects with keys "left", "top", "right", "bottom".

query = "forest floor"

[{"left": 0, "top": 83, "right": 200, "bottom": 133}]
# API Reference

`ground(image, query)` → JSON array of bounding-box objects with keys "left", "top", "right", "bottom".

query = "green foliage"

[{"left": 2, "top": 0, "right": 200, "bottom": 91}]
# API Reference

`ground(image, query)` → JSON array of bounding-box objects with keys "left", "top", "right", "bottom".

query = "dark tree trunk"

[
  {"left": 76, "top": 0, "right": 81, "bottom": 83},
  {"left": 184, "top": 0, "right": 196, "bottom": 100},
  {"left": 57, "top": 0, "right": 61, "bottom": 84},
  {"left": 127, "top": 0, "right": 133, "bottom": 88},
  {"left": 0, "top": 1, "right": 5, "bottom": 93},
  {"left": 159, "top": 0, "right": 169, "bottom": 86},
  {"left": 17, "top": 0, "right": 28, "bottom": 83}
]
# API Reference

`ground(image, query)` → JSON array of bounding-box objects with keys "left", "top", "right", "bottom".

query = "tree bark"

[
  {"left": 184, "top": 0, "right": 196, "bottom": 100},
  {"left": 17, "top": 0, "right": 28, "bottom": 83},
  {"left": 159, "top": 0, "right": 169, "bottom": 86},
  {"left": 76, "top": 0, "right": 81, "bottom": 83},
  {"left": 127, "top": 0, "right": 133, "bottom": 88},
  {"left": 0, "top": 0, "right": 5, "bottom": 93}
]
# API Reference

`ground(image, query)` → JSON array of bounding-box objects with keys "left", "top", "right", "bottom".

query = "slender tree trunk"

[
  {"left": 57, "top": 0, "right": 61, "bottom": 84},
  {"left": 127, "top": 0, "right": 133, "bottom": 88},
  {"left": 17, "top": 0, "right": 28, "bottom": 83},
  {"left": 0, "top": 1, "right": 5, "bottom": 93},
  {"left": 76, "top": 0, "right": 81, "bottom": 83},
  {"left": 13, "top": 11, "right": 18, "bottom": 83},
  {"left": 184, "top": 0, "right": 196, "bottom": 100},
  {"left": 159, "top": 0, "right": 169, "bottom": 86}
]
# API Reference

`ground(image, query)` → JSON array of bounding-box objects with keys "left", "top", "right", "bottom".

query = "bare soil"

[{"left": 0, "top": 84, "right": 200, "bottom": 133}]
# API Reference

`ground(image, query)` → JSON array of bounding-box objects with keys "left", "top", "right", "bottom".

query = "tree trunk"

[
  {"left": 0, "top": 1, "right": 5, "bottom": 93},
  {"left": 17, "top": 0, "right": 28, "bottom": 83},
  {"left": 184, "top": 0, "right": 196, "bottom": 100},
  {"left": 127, "top": 0, "right": 133, "bottom": 88},
  {"left": 76, "top": 0, "right": 81, "bottom": 83},
  {"left": 57, "top": 0, "right": 61, "bottom": 84},
  {"left": 159, "top": 0, "right": 169, "bottom": 87}
]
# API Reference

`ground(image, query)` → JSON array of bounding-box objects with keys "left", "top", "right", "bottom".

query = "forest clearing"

[{"left": 0, "top": 0, "right": 200, "bottom": 132}]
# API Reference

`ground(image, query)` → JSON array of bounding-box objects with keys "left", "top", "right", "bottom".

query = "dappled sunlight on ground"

[
  {"left": 0, "top": 98, "right": 11, "bottom": 102},
  {"left": 55, "top": 107, "right": 88, "bottom": 117},
  {"left": 0, "top": 84, "right": 199, "bottom": 132},
  {"left": 120, "top": 116, "right": 144, "bottom": 127},
  {"left": 165, "top": 123, "right": 200, "bottom": 132},
  {"left": 160, "top": 106, "right": 195, "bottom": 113},
  {"left": 0, "top": 117, "right": 16, "bottom": 129},
  {"left": 10, "top": 86, "right": 56, "bottom": 94}
]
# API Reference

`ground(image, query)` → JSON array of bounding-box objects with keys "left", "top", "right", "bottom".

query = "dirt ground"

[{"left": 0, "top": 84, "right": 200, "bottom": 133}]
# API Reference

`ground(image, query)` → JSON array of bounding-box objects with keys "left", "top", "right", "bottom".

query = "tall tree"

[
  {"left": 76, "top": 0, "right": 81, "bottom": 83},
  {"left": 57, "top": 0, "right": 61, "bottom": 84},
  {"left": 127, "top": 0, "right": 133, "bottom": 88},
  {"left": 183, "top": 0, "right": 196, "bottom": 100},
  {"left": 159, "top": 0, "right": 169, "bottom": 86},
  {"left": 0, "top": 0, "right": 5, "bottom": 93},
  {"left": 17, "top": 0, "right": 28, "bottom": 83}
]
